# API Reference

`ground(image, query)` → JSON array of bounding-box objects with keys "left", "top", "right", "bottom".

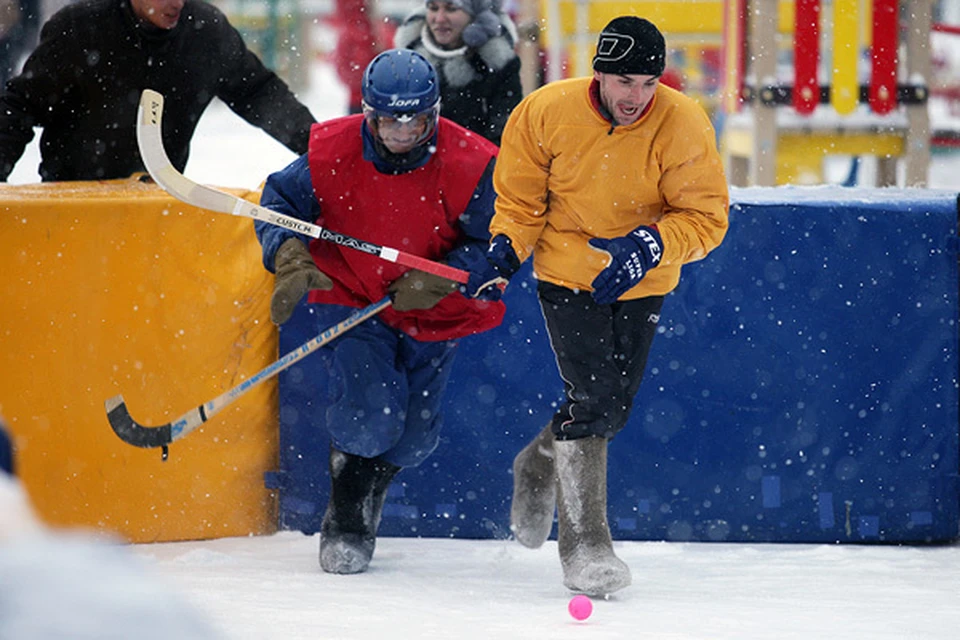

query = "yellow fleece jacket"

[{"left": 491, "top": 77, "right": 729, "bottom": 297}]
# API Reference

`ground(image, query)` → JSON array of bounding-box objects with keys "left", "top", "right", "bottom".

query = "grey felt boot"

[
  {"left": 319, "top": 448, "right": 401, "bottom": 574},
  {"left": 510, "top": 423, "right": 557, "bottom": 548},
  {"left": 555, "top": 436, "right": 631, "bottom": 596}
]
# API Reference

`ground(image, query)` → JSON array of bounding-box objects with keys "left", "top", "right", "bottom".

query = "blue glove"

[
  {"left": 588, "top": 225, "right": 663, "bottom": 304},
  {"left": 464, "top": 235, "right": 521, "bottom": 301}
]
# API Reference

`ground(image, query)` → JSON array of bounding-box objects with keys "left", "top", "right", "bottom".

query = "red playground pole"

[
  {"left": 870, "top": 0, "right": 899, "bottom": 115},
  {"left": 793, "top": 0, "right": 821, "bottom": 115}
]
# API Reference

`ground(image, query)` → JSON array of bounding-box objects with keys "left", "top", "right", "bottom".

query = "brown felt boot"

[
  {"left": 555, "top": 436, "right": 631, "bottom": 596},
  {"left": 319, "top": 448, "right": 400, "bottom": 574},
  {"left": 510, "top": 423, "right": 557, "bottom": 548}
]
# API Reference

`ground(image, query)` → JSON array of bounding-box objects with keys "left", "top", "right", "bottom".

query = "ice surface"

[
  {"left": 129, "top": 531, "right": 960, "bottom": 640},
  {"left": 11, "top": 470, "right": 952, "bottom": 640}
]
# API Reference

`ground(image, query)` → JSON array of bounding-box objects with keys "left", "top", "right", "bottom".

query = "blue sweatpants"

[{"left": 282, "top": 302, "right": 459, "bottom": 468}]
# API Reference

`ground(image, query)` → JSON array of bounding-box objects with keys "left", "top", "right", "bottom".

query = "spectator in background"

[
  {"left": 0, "top": 0, "right": 317, "bottom": 182},
  {"left": 394, "top": 0, "right": 522, "bottom": 145},
  {"left": 331, "top": 0, "right": 394, "bottom": 114}
]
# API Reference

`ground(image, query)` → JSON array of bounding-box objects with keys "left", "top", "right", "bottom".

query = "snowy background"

[
  {"left": 3, "top": 15, "right": 960, "bottom": 640},
  {"left": 6, "top": 28, "right": 960, "bottom": 190}
]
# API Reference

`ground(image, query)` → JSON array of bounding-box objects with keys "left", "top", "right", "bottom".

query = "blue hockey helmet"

[
  {"left": 361, "top": 49, "right": 441, "bottom": 151},
  {"left": 362, "top": 49, "right": 440, "bottom": 118}
]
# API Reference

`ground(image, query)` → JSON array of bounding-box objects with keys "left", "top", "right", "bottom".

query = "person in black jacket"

[
  {"left": 393, "top": 0, "right": 521, "bottom": 146},
  {"left": 0, "top": 0, "right": 317, "bottom": 182}
]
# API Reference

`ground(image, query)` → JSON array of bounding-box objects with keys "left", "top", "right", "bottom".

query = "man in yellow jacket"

[{"left": 464, "top": 16, "right": 729, "bottom": 596}]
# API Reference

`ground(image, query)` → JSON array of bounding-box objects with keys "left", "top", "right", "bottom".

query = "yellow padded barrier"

[{"left": 0, "top": 178, "right": 278, "bottom": 542}]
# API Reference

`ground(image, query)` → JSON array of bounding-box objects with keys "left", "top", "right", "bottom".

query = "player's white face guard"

[{"left": 363, "top": 102, "right": 439, "bottom": 153}]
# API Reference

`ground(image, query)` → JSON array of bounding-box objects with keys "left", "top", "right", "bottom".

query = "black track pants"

[{"left": 538, "top": 281, "right": 664, "bottom": 440}]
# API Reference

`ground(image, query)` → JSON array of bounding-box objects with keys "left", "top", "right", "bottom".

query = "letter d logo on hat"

[
  {"left": 592, "top": 16, "right": 666, "bottom": 77},
  {"left": 596, "top": 34, "right": 634, "bottom": 62}
]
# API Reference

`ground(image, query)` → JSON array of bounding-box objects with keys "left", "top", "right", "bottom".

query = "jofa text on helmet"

[{"left": 388, "top": 97, "right": 421, "bottom": 108}]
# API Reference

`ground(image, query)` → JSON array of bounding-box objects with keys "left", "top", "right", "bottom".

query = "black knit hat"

[{"left": 592, "top": 16, "right": 666, "bottom": 77}]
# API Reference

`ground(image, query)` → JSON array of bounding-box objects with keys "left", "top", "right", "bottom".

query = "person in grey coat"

[{"left": 394, "top": 0, "right": 522, "bottom": 146}]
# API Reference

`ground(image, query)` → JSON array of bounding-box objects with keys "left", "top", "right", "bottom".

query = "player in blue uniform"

[{"left": 255, "top": 49, "right": 506, "bottom": 574}]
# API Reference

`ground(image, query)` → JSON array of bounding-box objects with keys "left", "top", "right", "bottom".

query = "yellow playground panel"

[
  {"left": 723, "top": 127, "right": 906, "bottom": 185},
  {"left": 545, "top": 0, "right": 728, "bottom": 38}
]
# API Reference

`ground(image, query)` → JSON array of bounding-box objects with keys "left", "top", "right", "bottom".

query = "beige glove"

[
  {"left": 271, "top": 238, "right": 333, "bottom": 324},
  {"left": 387, "top": 269, "right": 459, "bottom": 312}
]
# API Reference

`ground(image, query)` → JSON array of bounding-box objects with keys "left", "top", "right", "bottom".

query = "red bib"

[{"left": 305, "top": 116, "right": 504, "bottom": 341}]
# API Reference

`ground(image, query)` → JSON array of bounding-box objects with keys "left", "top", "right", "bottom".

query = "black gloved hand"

[
  {"left": 588, "top": 225, "right": 663, "bottom": 304},
  {"left": 388, "top": 269, "right": 459, "bottom": 311},
  {"left": 271, "top": 238, "right": 332, "bottom": 324},
  {"left": 464, "top": 235, "right": 521, "bottom": 301}
]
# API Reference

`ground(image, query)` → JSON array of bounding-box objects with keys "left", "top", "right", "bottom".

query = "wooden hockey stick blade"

[
  {"left": 105, "top": 297, "right": 392, "bottom": 450},
  {"left": 136, "top": 89, "right": 468, "bottom": 284}
]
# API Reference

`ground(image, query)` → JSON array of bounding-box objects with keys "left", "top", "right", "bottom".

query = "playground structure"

[
  {"left": 202, "top": 2, "right": 960, "bottom": 184},
  {"left": 213, "top": 0, "right": 311, "bottom": 92},
  {"left": 537, "top": 0, "right": 960, "bottom": 186},
  {"left": 721, "top": 0, "right": 932, "bottom": 186}
]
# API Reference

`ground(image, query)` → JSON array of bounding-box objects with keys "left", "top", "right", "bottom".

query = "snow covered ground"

[
  {"left": 3, "top": 62, "right": 959, "bottom": 640},
  {"left": 129, "top": 531, "right": 960, "bottom": 640},
  {"left": 3, "top": 466, "right": 956, "bottom": 639}
]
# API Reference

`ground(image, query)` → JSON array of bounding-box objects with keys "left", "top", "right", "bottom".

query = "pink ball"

[{"left": 568, "top": 595, "right": 593, "bottom": 621}]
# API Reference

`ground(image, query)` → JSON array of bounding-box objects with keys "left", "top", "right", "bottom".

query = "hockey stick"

[
  {"left": 105, "top": 297, "right": 392, "bottom": 457},
  {"left": 136, "top": 89, "right": 468, "bottom": 285}
]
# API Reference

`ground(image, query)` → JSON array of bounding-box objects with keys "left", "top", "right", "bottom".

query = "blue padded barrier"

[{"left": 266, "top": 187, "right": 959, "bottom": 543}]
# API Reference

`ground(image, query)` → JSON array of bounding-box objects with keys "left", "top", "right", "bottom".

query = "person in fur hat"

[{"left": 394, "top": 0, "right": 522, "bottom": 145}]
